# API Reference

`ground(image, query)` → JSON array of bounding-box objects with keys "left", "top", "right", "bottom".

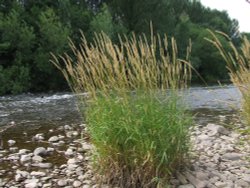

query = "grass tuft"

[
  {"left": 51, "top": 31, "right": 193, "bottom": 187},
  {"left": 206, "top": 30, "right": 250, "bottom": 126}
]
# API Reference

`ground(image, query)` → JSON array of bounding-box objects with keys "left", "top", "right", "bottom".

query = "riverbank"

[{"left": 0, "top": 115, "right": 250, "bottom": 188}]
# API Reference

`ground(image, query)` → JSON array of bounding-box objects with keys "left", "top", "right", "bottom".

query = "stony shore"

[{"left": 0, "top": 119, "right": 250, "bottom": 188}]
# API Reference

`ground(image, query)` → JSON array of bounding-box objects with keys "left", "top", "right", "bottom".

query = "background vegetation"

[{"left": 0, "top": 0, "right": 249, "bottom": 95}]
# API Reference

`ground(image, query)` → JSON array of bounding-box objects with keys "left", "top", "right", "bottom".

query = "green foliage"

[
  {"left": 0, "top": 0, "right": 247, "bottom": 94},
  {"left": 87, "top": 92, "right": 192, "bottom": 187}
]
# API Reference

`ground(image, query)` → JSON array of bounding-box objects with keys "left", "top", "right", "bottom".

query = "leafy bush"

[{"left": 52, "top": 31, "right": 193, "bottom": 187}]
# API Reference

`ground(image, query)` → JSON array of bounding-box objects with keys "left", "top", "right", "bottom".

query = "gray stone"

[
  {"left": 243, "top": 174, "right": 250, "bottom": 183},
  {"left": 8, "top": 155, "right": 19, "bottom": 160},
  {"left": 67, "top": 158, "right": 77, "bottom": 164},
  {"left": 178, "top": 184, "right": 195, "bottom": 188},
  {"left": 42, "top": 183, "right": 52, "bottom": 188},
  {"left": 81, "top": 142, "right": 92, "bottom": 150},
  {"left": 48, "top": 136, "right": 59, "bottom": 142},
  {"left": 25, "top": 182, "right": 38, "bottom": 188},
  {"left": 214, "top": 181, "right": 228, "bottom": 188},
  {"left": 235, "top": 179, "right": 249, "bottom": 187},
  {"left": 184, "top": 172, "right": 207, "bottom": 188},
  {"left": 195, "top": 171, "right": 209, "bottom": 180},
  {"left": 64, "top": 125, "right": 72, "bottom": 130},
  {"left": 68, "top": 164, "right": 78, "bottom": 171},
  {"left": 176, "top": 172, "right": 188, "bottom": 184},
  {"left": 222, "top": 153, "right": 242, "bottom": 161},
  {"left": 19, "top": 149, "right": 30, "bottom": 154},
  {"left": 57, "top": 179, "right": 67, "bottom": 187},
  {"left": 33, "top": 147, "right": 47, "bottom": 156},
  {"left": 30, "top": 171, "right": 46, "bottom": 177},
  {"left": 15, "top": 174, "right": 25, "bottom": 182},
  {"left": 9, "top": 147, "right": 18, "bottom": 152},
  {"left": 20, "top": 155, "right": 31, "bottom": 163},
  {"left": 197, "top": 134, "right": 211, "bottom": 141},
  {"left": 16, "top": 170, "right": 29, "bottom": 178},
  {"left": 73, "top": 180, "right": 82, "bottom": 187},
  {"left": 33, "top": 134, "right": 44, "bottom": 141},
  {"left": 8, "top": 139, "right": 16, "bottom": 146},
  {"left": 33, "top": 163, "right": 52, "bottom": 169},
  {"left": 206, "top": 124, "right": 229, "bottom": 135},
  {"left": 32, "top": 155, "right": 43, "bottom": 162},
  {"left": 46, "top": 147, "right": 54, "bottom": 153},
  {"left": 65, "top": 149, "right": 74, "bottom": 156}
]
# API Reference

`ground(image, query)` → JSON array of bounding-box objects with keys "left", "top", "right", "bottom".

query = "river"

[{"left": 0, "top": 85, "right": 242, "bottom": 132}]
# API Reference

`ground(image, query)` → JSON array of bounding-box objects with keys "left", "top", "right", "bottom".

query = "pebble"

[
  {"left": 20, "top": 155, "right": 31, "bottom": 163},
  {"left": 8, "top": 140, "right": 16, "bottom": 146},
  {"left": 32, "top": 155, "right": 43, "bottom": 162},
  {"left": 25, "top": 182, "right": 38, "bottom": 188},
  {"left": 48, "top": 136, "right": 59, "bottom": 142},
  {"left": 222, "top": 153, "right": 242, "bottom": 161},
  {"left": 57, "top": 179, "right": 67, "bottom": 187},
  {"left": 1, "top": 122, "right": 250, "bottom": 188},
  {"left": 73, "top": 180, "right": 82, "bottom": 187},
  {"left": 33, "top": 147, "right": 47, "bottom": 156},
  {"left": 33, "top": 163, "right": 52, "bottom": 169}
]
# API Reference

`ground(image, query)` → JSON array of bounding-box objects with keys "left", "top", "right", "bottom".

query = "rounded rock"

[
  {"left": 34, "top": 147, "right": 47, "bottom": 156},
  {"left": 48, "top": 136, "right": 59, "bottom": 142},
  {"left": 73, "top": 180, "right": 82, "bottom": 187},
  {"left": 8, "top": 140, "right": 16, "bottom": 146},
  {"left": 57, "top": 179, "right": 67, "bottom": 187}
]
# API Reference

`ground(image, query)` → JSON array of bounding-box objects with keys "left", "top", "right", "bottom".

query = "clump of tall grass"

[
  {"left": 206, "top": 30, "right": 250, "bottom": 126},
  {"left": 51, "top": 31, "right": 193, "bottom": 187}
]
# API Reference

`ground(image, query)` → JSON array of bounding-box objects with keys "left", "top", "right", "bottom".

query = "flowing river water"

[{"left": 0, "top": 85, "right": 242, "bottom": 148}]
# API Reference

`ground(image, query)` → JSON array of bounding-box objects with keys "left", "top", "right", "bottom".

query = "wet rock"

[
  {"left": 30, "top": 171, "right": 46, "bottom": 177},
  {"left": 19, "top": 149, "right": 30, "bottom": 154},
  {"left": 176, "top": 172, "right": 188, "bottom": 184},
  {"left": 67, "top": 158, "right": 77, "bottom": 164},
  {"left": 9, "top": 147, "right": 18, "bottom": 152},
  {"left": 195, "top": 171, "right": 209, "bottom": 181},
  {"left": 32, "top": 155, "right": 43, "bottom": 162},
  {"left": 214, "top": 181, "right": 228, "bottom": 188},
  {"left": 184, "top": 172, "right": 207, "bottom": 188},
  {"left": 33, "top": 134, "right": 44, "bottom": 141},
  {"left": 20, "top": 154, "right": 31, "bottom": 163},
  {"left": 65, "top": 148, "right": 74, "bottom": 156},
  {"left": 243, "top": 174, "right": 250, "bottom": 183},
  {"left": 48, "top": 136, "right": 59, "bottom": 142},
  {"left": 222, "top": 153, "right": 242, "bottom": 161},
  {"left": 235, "top": 179, "right": 249, "bottom": 187},
  {"left": 64, "top": 125, "right": 72, "bottom": 130},
  {"left": 81, "top": 142, "right": 92, "bottom": 151},
  {"left": 15, "top": 170, "right": 29, "bottom": 181},
  {"left": 73, "top": 180, "right": 82, "bottom": 187},
  {"left": 46, "top": 147, "right": 54, "bottom": 153},
  {"left": 33, "top": 163, "right": 52, "bottom": 169},
  {"left": 8, "top": 154, "right": 19, "bottom": 160},
  {"left": 25, "top": 182, "right": 38, "bottom": 188},
  {"left": 57, "top": 179, "right": 67, "bottom": 187},
  {"left": 8, "top": 140, "right": 16, "bottom": 146},
  {"left": 206, "top": 124, "right": 229, "bottom": 135},
  {"left": 42, "top": 183, "right": 52, "bottom": 188},
  {"left": 33, "top": 147, "right": 47, "bottom": 156}
]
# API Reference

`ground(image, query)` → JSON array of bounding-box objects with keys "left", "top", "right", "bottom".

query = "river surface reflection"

[{"left": 0, "top": 85, "right": 242, "bottom": 129}]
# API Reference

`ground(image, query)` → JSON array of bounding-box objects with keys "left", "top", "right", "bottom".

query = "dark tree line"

[{"left": 0, "top": 0, "right": 248, "bottom": 94}]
